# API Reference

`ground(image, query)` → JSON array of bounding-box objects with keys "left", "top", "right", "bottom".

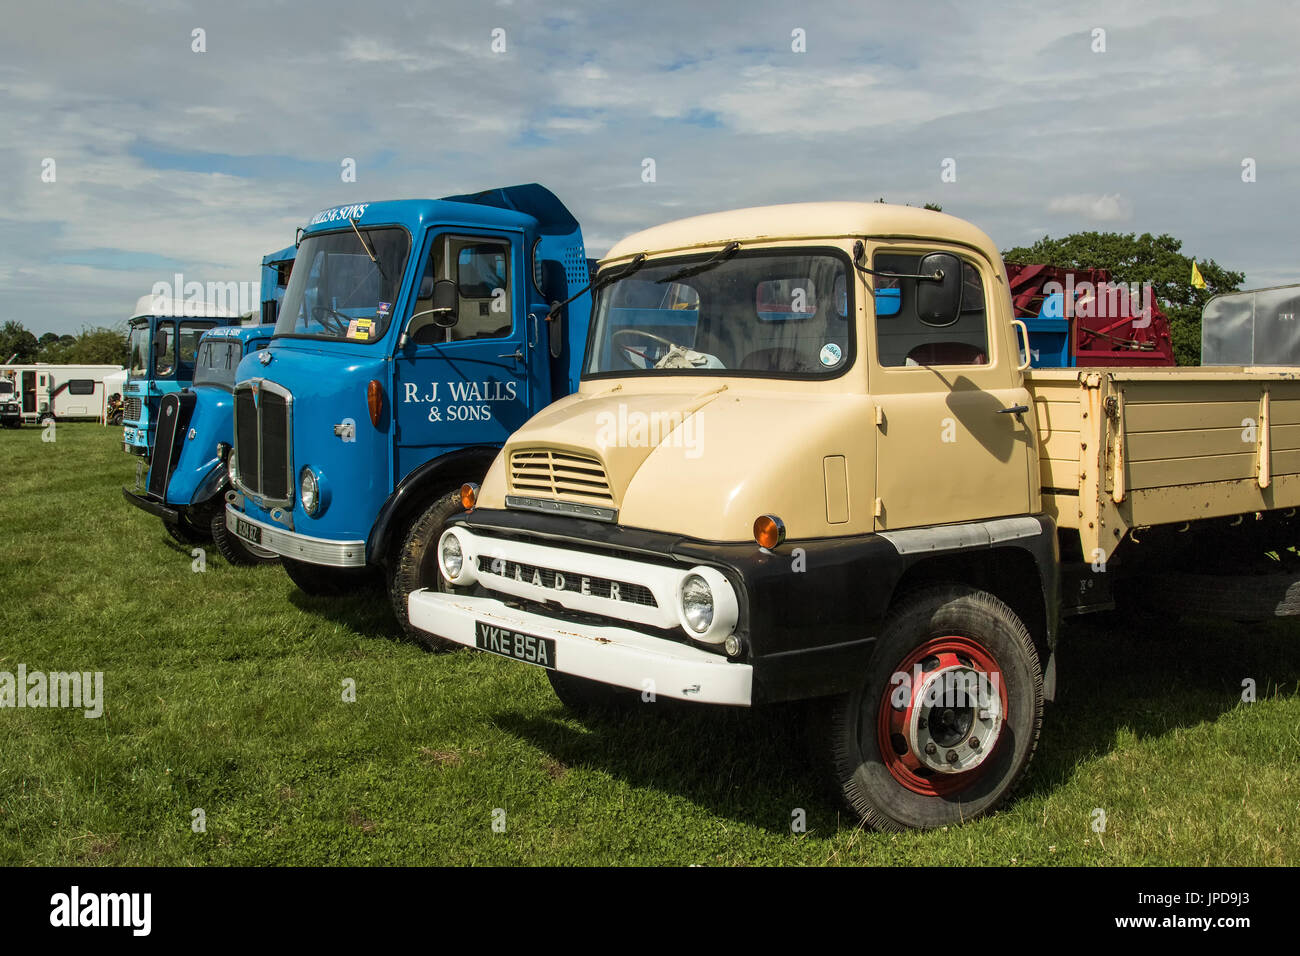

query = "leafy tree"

[
  {"left": 0, "top": 321, "right": 39, "bottom": 363},
  {"left": 38, "top": 326, "right": 129, "bottom": 366},
  {"left": 1001, "top": 232, "right": 1243, "bottom": 365}
]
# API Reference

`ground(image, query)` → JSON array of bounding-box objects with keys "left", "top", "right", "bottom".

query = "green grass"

[{"left": 1, "top": 423, "right": 1297, "bottom": 865}]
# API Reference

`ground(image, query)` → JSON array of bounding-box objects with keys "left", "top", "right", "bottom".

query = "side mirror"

[
  {"left": 915, "top": 252, "right": 963, "bottom": 327},
  {"left": 538, "top": 260, "right": 567, "bottom": 358},
  {"left": 431, "top": 279, "right": 459, "bottom": 328}
]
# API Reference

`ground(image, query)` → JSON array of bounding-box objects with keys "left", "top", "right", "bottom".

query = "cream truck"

[{"left": 406, "top": 202, "right": 1300, "bottom": 830}]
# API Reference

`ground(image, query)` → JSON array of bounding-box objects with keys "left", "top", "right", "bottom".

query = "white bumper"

[{"left": 407, "top": 590, "right": 753, "bottom": 706}]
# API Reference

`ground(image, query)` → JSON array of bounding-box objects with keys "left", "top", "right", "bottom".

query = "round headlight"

[
  {"left": 227, "top": 448, "right": 238, "bottom": 484},
  {"left": 680, "top": 574, "right": 714, "bottom": 633},
  {"left": 440, "top": 533, "right": 464, "bottom": 580},
  {"left": 300, "top": 467, "right": 319, "bottom": 515}
]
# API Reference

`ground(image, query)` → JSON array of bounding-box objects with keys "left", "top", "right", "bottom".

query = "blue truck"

[
  {"left": 121, "top": 297, "right": 242, "bottom": 461},
  {"left": 222, "top": 184, "right": 594, "bottom": 642},
  {"left": 260, "top": 245, "right": 297, "bottom": 324},
  {"left": 122, "top": 323, "right": 280, "bottom": 561}
]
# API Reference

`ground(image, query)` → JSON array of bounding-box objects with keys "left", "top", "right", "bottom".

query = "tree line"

[{"left": 0, "top": 321, "right": 129, "bottom": 366}]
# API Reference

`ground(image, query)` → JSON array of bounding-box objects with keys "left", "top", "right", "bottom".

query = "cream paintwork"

[
  {"left": 476, "top": 200, "right": 1300, "bottom": 554},
  {"left": 477, "top": 202, "right": 1037, "bottom": 542}
]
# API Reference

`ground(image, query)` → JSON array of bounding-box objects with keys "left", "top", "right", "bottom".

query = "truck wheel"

[
  {"left": 815, "top": 585, "right": 1043, "bottom": 831},
  {"left": 210, "top": 512, "right": 278, "bottom": 565},
  {"left": 546, "top": 670, "right": 643, "bottom": 715},
  {"left": 282, "top": 556, "right": 379, "bottom": 597},
  {"left": 387, "top": 489, "right": 463, "bottom": 651},
  {"left": 162, "top": 513, "right": 210, "bottom": 546}
]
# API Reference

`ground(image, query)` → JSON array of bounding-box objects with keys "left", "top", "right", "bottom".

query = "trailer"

[
  {"left": 0, "top": 363, "right": 124, "bottom": 426},
  {"left": 403, "top": 200, "right": 1300, "bottom": 831},
  {"left": 1201, "top": 283, "right": 1300, "bottom": 366}
]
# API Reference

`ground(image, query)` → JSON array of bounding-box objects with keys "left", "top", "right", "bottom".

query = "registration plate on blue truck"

[
  {"left": 235, "top": 517, "right": 262, "bottom": 545},
  {"left": 475, "top": 621, "right": 556, "bottom": 668}
]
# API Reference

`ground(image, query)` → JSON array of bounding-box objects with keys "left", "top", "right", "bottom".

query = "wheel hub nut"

[{"left": 925, "top": 742, "right": 937, "bottom": 755}]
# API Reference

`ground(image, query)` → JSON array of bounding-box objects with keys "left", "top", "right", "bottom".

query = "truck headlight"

[
  {"left": 227, "top": 448, "right": 238, "bottom": 484},
  {"left": 440, "top": 533, "right": 463, "bottom": 580},
  {"left": 300, "top": 467, "right": 320, "bottom": 515},
  {"left": 680, "top": 574, "right": 714, "bottom": 633},
  {"left": 676, "top": 566, "right": 740, "bottom": 645}
]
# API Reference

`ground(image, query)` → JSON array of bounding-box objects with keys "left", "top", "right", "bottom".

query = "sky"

[{"left": 2, "top": 0, "right": 1297, "bottom": 336}]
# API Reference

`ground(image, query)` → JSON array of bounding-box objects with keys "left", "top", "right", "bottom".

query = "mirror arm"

[{"left": 852, "top": 240, "right": 944, "bottom": 281}]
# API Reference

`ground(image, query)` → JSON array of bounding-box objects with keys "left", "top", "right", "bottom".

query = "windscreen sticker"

[
  {"left": 820, "top": 343, "right": 843, "bottom": 367},
  {"left": 347, "top": 317, "right": 374, "bottom": 341},
  {"left": 376, "top": 301, "right": 391, "bottom": 317}
]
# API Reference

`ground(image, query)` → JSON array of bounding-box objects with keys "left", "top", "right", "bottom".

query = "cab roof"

[
  {"left": 302, "top": 184, "right": 579, "bottom": 239},
  {"left": 602, "top": 201, "right": 999, "bottom": 263},
  {"left": 130, "top": 294, "right": 240, "bottom": 320},
  {"left": 198, "top": 324, "right": 275, "bottom": 345}
]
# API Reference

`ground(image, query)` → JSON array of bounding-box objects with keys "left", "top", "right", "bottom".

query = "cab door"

[
  {"left": 869, "top": 244, "right": 1037, "bottom": 531},
  {"left": 391, "top": 228, "right": 532, "bottom": 482}
]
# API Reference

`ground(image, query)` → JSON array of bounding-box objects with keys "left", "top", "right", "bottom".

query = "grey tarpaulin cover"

[{"left": 1202, "top": 285, "right": 1300, "bottom": 365}]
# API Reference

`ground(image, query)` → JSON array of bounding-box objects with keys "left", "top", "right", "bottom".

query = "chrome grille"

[
  {"left": 476, "top": 556, "right": 656, "bottom": 607},
  {"left": 509, "top": 448, "right": 613, "bottom": 503},
  {"left": 232, "top": 382, "right": 292, "bottom": 505},
  {"left": 125, "top": 397, "right": 142, "bottom": 421}
]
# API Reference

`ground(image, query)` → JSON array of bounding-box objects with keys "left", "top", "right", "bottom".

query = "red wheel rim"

[{"left": 874, "top": 635, "right": 1009, "bottom": 796}]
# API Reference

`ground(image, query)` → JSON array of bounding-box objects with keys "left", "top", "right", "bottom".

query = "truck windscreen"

[
  {"left": 128, "top": 323, "right": 150, "bottom": 377},
  {"left": 275, "top": 228, "right": 410, "bottom": 344},
  {"left": 192, "top": 340, "right": 242, "bottom": 389},
  {"left": 584, "top": 248, "right": 853, "bottom": 379}
]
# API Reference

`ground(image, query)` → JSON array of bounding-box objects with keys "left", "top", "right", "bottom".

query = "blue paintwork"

[
  {"left": 154, "top": 325, "right": 275, "bottom": 510},
  {"left": 228, "top": 184, "right": 594, "bottom": 563},
  {"left": 260, "top": 244, "right": 297, "bottom": 323},
  {"left": 1024, "top": 291, "right": 1072, "bottom": 368},
  {"left": 123, "top": 314, "right": 241, "bottom": 456}
]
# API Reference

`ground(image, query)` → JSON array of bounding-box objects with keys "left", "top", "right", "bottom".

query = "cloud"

[
  {"left": 0, "top": 0, "right": 1297, "bottom": 334},
  {"left": 1047, "top": 193, "right": 1134, "bottom": 223}
]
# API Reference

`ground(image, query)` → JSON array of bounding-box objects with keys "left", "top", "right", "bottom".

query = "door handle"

[
  {"left": 998, "top": 404, "right": 1030, "bottom": 415},
  {"left": 498, "top": 349, "right": 525, "bottom": 363}
]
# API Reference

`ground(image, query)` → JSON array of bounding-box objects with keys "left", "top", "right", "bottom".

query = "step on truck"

[
  {"left": 223, "top": 184, "right": 596, "bottom": 640},
  {"left": 408, "top": 201, "right": 1300, "bottom": 830},
  {"left": 122, "top": 323, "right": 279, "bottom": 561}
]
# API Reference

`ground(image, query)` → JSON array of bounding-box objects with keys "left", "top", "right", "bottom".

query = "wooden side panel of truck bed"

[{"left": 1028, "top": 367, "right": 1300, "bottom": 561}]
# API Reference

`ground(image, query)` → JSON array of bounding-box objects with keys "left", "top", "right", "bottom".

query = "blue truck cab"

[
  {"left": 222, "top": 183, "right": 594, "bottom": 641},
  {"left": 122, "top": 297, "right": 241, "bottom": 461},
  {"left": 122, "top": 324, "right": 279, "bottom": 562},
  {"left": 260, "top": 244, "right": 297, "bottom": 324}
]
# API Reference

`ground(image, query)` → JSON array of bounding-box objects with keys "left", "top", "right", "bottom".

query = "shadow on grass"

[
  {"left": 495, "top": 699, "right": 833, "bottom": 835},
  {"left": 1021, "top": 613, "right": 1300, "bottom": 797},
  {"left": 498, "top": 615, "right": 1300, "bottom": 832},
  {"left": 287, "top": 586, "right": 408, "bottom": 646}
]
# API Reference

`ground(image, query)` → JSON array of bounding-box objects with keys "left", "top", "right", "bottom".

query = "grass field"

[{"left": 1, "top": 422, "right": 1297, "bottom": 865}]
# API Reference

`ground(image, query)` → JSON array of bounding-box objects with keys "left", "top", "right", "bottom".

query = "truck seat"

[{"left": 904, "top": 342, "right": 986, "bottom": 366}]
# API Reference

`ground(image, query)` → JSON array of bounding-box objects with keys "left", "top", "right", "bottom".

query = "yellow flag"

[{"left": 1191, "top": 261, "right": 1206, "bottom": 289}]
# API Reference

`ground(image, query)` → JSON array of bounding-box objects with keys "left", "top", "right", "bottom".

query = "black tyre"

[
  {"left": 1146, "top": 568, "right": 1300, "bottom": 621},
  {"left": 387, "top": 489, "right": 464, "bottom": 651},
  {"left": 546, "top": 670, "right": 644, "bottom": 715},
  {"left": 162, "top": 511, "right": 210, "bottom": 546},
  {"left": 282, "top": 556, "right": 379, "bottom": 597},
  {"left": 814, "top": 584, "right": 1043, "bottom": 831},
  {"left": 210, "top": 511, "right": 278, "bottom": 566}
]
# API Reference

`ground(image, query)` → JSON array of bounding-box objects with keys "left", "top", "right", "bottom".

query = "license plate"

[
  {"left": 475, "top": 621, "right": 556, "bottom": 669},
  {"left": 235, "top": 517, "right": 262, "bottom": 545}
]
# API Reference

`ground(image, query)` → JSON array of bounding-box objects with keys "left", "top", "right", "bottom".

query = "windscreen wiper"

[
  {"left": 545, "top": 253, "right": 648, "bottom": 321},
  {"left": 349, "top": 216, "right": 385, "bottom": 278},
  {"left": 655, "top": 241, "right": 741, "bottom": 284}
]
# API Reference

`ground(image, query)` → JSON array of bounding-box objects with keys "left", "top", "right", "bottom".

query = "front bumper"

[
  {"left": 122, "top": 487, "right": 178, "bottom": 522},
  {"left": 225, "top": 502, "right": 366, "bottom": 567},
  {"left": 407, "top": 590, "right": 753, "bottom": 706}
]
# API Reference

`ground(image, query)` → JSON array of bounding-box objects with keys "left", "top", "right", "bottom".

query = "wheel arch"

[
  {"left": 882, "top": 521, "right": 1059, "bottom": 700},
  {"left": 368, "top": 445, "right": 499, "bottom": 567}
]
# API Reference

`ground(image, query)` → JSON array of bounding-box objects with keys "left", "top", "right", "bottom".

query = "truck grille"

[
  {"left": 125, "top": 397, "right": 142, "bottom": 421},
  {"left": 476, "top": 556, "right": 657, "bottom": 607},
  {"left": 146, "top": 392, "right": 195, "bottom": 499},
  {"left": 509, "top": 448, "right": 613, "bottom": 503},
  {"left": 232, "top": 382, "right": 292, "bottom": 504}
]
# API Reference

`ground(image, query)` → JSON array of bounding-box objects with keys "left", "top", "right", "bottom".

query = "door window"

[
  {"left": 874, "top": 253, "right": 990, "bottom": 367},
  {"left": 411, "top": 236, "right": 513, "bottom": 343}
]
